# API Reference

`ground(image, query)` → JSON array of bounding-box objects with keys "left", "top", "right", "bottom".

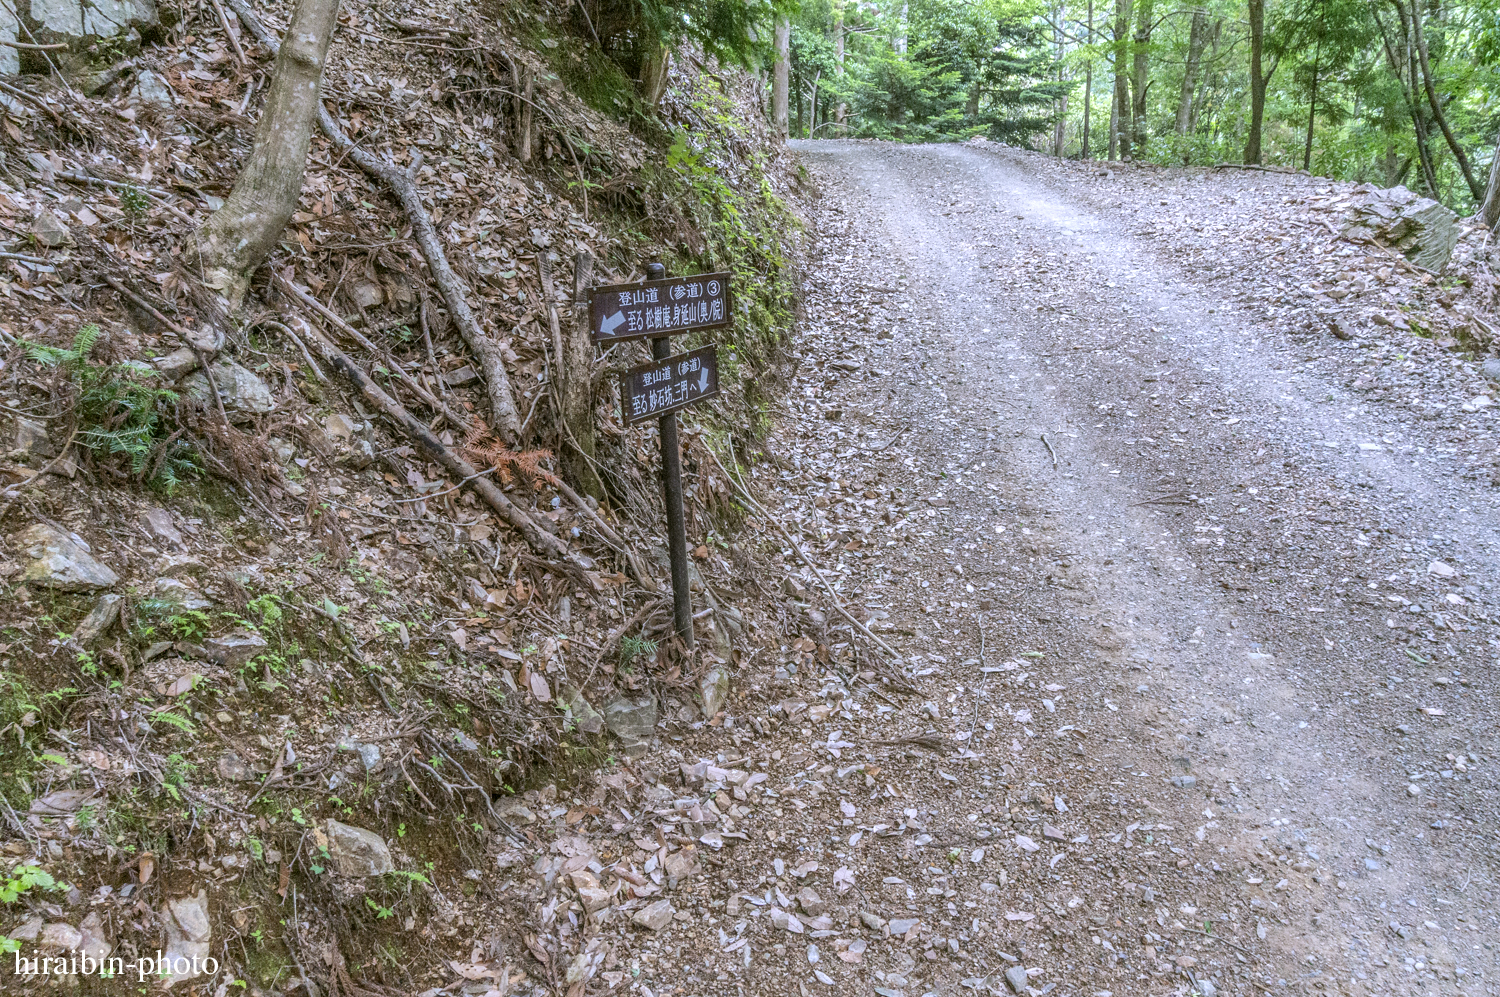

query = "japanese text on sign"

[
  {"left": 621, "top": 345, "right": 720, "bottom": 425},
  {"left": 589, "top": 272, "right": 732, "bottom": 343}
]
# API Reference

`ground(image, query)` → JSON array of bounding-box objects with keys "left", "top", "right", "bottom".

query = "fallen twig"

[
  {"left": 1180, "top": 926, "right": 1253, "bottom": 956},
  {"left": 55, "top": 169, "right": 196, "bottom": 225},
  {"left": 539, "top": 468, "right": 657, "bottom": 590},
  {"left": 847, "top": 422, "right": 910, "bottom": 452},
  {"left": 318, "top": 112, "right": 524, "bottom": 440},
  {"left": 0, "top": 423, "right": 78, "bottom": 523},
  {"left": 101, "top": 274, "right": 228, "bottom": 425},
  {"left": 0, "top": 78, "right": 63, "bottom": 125},
  {"left": 209, "top": 0, "right": 248, "bottom": 65},
  {"left": 223, "top": 0, "right": 523, "bottom": 439},
  {"left": 258, "top": 319, "right": 325, "bottom": 380},
  {"left": 276, "top": 274, "right": 466, "bottom": 426},
  {"left": 1130, "top": 491, "right": 1195, "bottom": 507},
  {"left": 1040, "top": 433, "right": 1058, "bottom": 468},
  {"left": 284, "top": 314, "right": 569, "bottom": 560}
]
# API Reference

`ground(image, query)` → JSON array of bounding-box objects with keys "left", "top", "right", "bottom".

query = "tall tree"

[
  {"left": 834, "top": 0, "right": 848, "bottom": 130},
  {"left": 1081, "top": 0, "right": 1094, "bottom": 158},
  {"left": 1129, "top": 0, "right": 1154, "bottom": 152},
  {"left": 1175, "top": 8, "right": 1208, "bottom": 138},
  {"left": 1244, "top": 0, "right": 1267, "bottom": 163},
  {"left": 773, "top": 15, "right": 791, "bottom": 139},
  {"left": 1404, "top": 0, "right": 1482, "bottom": 200},
  {"left": 1111, "top": 0, "right": 1133, "bottom": 158},
  {"left": 1480, "top": 130, "right": 1500, "bottom": 228}
]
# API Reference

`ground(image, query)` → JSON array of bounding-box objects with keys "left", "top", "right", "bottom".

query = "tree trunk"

[
  {"left": 834, "top": 1, "right": 847, "bottom": 129},
  {"left": 772, "top": 17, "right": 790, "bottom": 141},
  {"left": 1403, "top": 12, "right": 1440, "bottom": 197},
  {"left": 1054, "top": 7, "right": 1066, "bottom": 156},
  {"left": 1479, "top": 132, "right": 1500, "bottom": 229},
  {"left": 1108, "top": 93, "right": 1119, "bottom": 161},
  {"left": 1188, "top": 19, "right": 1220, "bottom": 138},
  {"left": 894, "top": 1, "right": 908, "bottom": 53},
  {"left": 1374, "top": 0, "right": 1438, "bottom": 197},
  {"left": 808, "top": 71, "right": 820, "bottom": 138},
  {"left": 1175, "top": 8, "right": 1207, "bottom": 137},
  {"left": 1408, "top": 0, "right": 1482, "bottom": 201},
  {"left": 1082, "top": 0, "right": 1093, "bottom": 159},
  {"left": 542, "top": 251, "right": 603, "bottom": 496},
  {"left": 639, "top": 45, "right": 671, "bottom": 105},
  {"left": 515, "top": 64, "right": 535, "bottom": 163},
  {"left": 194, "top": 0, "right": 340, "bottom": 306},
  {"left": 795, "top": 71, "right": 804, "bottom": 137},
  {"left": 1129, "top": 0, "right": 1153, "bottom": 153},
  {"left": 1303, "top": 34, "right": 1321, "bottom": 171},
  {"left": 1111, "top": 0, "right": 1132, "bottom": 159},
  {"left": 1244, "top": 0, "right": 1266, "bottom": 164}
]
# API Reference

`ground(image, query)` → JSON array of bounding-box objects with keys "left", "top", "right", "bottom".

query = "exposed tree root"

[
  {"left": 222, "top": 0, "right": 524, "bottom": 441},
  {"left": 316, "top": 111, "right": 524, "bottom": 442}
]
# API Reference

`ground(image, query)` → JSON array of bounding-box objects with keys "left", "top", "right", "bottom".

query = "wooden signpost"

[{"left": 589, "top": 264, "right": 730, "bottom": 649}]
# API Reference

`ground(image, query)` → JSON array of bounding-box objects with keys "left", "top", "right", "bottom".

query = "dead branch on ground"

[{"left": 268, "top": 316, "right": 568, "bottom": 560}]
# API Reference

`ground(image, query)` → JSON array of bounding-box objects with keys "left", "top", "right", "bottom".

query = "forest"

[{"left": 777, "top": 0, "right": 1500, "bottom": 212}]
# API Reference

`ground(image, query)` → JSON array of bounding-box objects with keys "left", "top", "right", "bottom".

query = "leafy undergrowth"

[{"left": 0, "top": 0, "right": 812, "bottom": 991}]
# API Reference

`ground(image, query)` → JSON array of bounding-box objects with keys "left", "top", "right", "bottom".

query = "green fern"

[
  {"left": 149, "top": 707, "right": 197, "bottom": 734},
  {"left": 23, "top": 324, "right": 197, "bottom": 491}
]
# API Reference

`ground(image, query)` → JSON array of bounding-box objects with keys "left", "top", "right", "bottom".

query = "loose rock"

[
  {"left": 324, "top": 819, "right": 393, "bottom": 876},
  {"left": 14, "top": 524, "right": 118, "bottom": 591}
]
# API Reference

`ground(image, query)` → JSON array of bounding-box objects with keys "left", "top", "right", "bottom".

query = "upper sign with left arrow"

[{"left": 587, "top": 271, "right": 732, "bottom": 344}]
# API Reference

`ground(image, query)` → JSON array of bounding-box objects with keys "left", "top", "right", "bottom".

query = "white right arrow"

[{"left": 600, "top": 312, "right": 625, "bottom": 336}]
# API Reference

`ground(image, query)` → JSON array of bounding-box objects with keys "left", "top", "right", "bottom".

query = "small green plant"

[
  {"left": 161, "top": 753, "right": 195, "bottom": 800},
  {"left": 365, "top": 897, "right": 394, "bottom": 919},
  {"left": 0, "top": 864, "right": 61, "bottom": 903},
  {"left": 119, "top": 184, "right": 150, "bottom": 221},
  {"left": 1, "top": 865, "right": 64, "bottom": 952},
  {"left": 245, "top": 593, "right": 283, "bottom": 628},
  {"left": 150, "top": 707, "right": 197, "bottom": 735},
  {"left": 25, "top": 325, "right": 197, "bottom": 490},
  {"left": 618, "top": 635, "right": 658, "bottom": 670}
]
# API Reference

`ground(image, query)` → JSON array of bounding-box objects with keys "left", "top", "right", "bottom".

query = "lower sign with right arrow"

[{"left": 621, "top": 345, "right": 720, "bottom": 425}]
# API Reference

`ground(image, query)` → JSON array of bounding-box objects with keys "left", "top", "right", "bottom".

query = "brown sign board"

[
  {"left": 621, "top": 345, "right": 720, "bottom": 425},
  {"left": 588, "top": 272, "right": 732, "bottom": 343}
]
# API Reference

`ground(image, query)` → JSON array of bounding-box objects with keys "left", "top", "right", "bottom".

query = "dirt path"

[{"left": 715, "top": 140, "right": 1500, "bottom": 996}]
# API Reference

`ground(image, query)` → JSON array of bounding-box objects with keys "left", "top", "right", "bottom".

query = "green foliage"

[
  {"left": 644, "top": 92, "right": 799, "bottom": 379},
  {"left": 618, "top": 634, "right": 658, "bottom": 670},
  {"left": 25, "top": 325, "right": 197, "bottom": 491},
  {"left": 790, "top": 0, "right": 1063, "bottom": 142},
  {"left": 134, "top": 600, "right": 212, "bottom": 641},
  {"left": 1, "top": 864, "right": 65, "bottom": 951},
  {"left": 0, "top": 672, "right": 71, "bottom": 810},
  {"left": 118, "top": 185, "right": 150, "bottom": 221},
  {"left": 151, "top": 708, "right": 198, "bottom": 736},
  {"left": 590, "top": 0, "right": 787, "bottom": 84}
]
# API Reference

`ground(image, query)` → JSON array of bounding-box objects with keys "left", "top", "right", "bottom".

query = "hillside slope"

[{"left": 0, "top": 0, "right": 811, "bottom": 992}]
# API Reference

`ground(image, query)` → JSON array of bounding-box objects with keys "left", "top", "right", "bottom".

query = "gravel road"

[{"left": 764, "top": 139, "right": 1500, "bottom": 995}]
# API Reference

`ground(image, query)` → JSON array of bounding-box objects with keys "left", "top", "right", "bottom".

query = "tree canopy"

[{"left": 766, "top": 0, "right": 1500, "bottom": 213}]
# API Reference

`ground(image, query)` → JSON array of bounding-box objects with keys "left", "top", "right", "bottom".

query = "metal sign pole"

[{"left": 645, "top": 262, "right": 695, "bottom": 650}]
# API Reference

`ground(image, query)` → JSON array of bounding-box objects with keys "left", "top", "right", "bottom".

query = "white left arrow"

[{"left": 600, "top": 312, "right": 626, "bottom": 336}]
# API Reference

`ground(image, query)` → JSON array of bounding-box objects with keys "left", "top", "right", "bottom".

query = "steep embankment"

[{"left": 0, "top": 0, "right": 810, "bottom": 991}]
